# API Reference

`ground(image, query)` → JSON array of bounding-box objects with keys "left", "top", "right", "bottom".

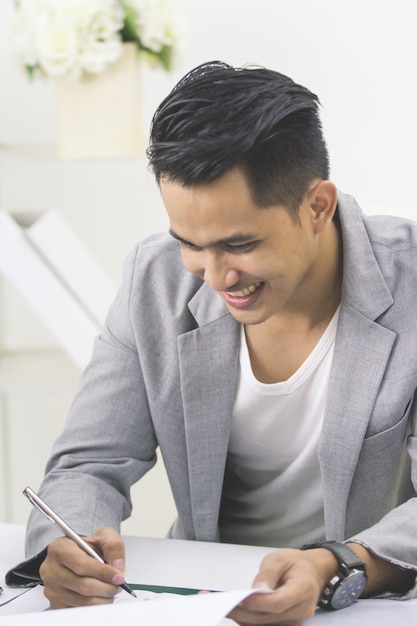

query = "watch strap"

[{"left": 301, "top": 541, "right": 365, "bottom": 574}]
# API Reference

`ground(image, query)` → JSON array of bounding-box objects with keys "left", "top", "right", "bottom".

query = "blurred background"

[{"left": 0, "top": 0, "right": 416, "bottom": 537}]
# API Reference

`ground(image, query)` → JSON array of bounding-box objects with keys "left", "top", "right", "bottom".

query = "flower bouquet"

[{"left": 11, "top": 0, "right": 186, "bottom": 81}]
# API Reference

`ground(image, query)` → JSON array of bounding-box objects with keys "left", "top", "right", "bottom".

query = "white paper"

[
  {"left": 1, "top": 586, "right": 417, "bottom": 625},
  {"left": 0, "top": 587, "right": 261, "bottom": 626},
  {"left": 0, "top": 586, "right": 48, "bottom": 616}
]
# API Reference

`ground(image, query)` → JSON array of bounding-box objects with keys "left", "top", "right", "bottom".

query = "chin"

[{"left": 227, "top": 308, "right": 270, "bottom": 326}]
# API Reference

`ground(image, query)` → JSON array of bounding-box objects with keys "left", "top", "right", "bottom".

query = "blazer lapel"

[
  {"left": 319, "top": 193, "right": 396, "bottom": 539},
  {"left": 178, "top": 284, "right": 240, "bottom": 541},
  {"left": 320, "top": 307, "right": 396, "bottom": 539}
]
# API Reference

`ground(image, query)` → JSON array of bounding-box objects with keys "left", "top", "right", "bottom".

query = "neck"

[
  {"left": 306, "top": 217, "right": 343, "bottom": 325},
  {"left": 266, "top": 217, "right": 342, "bottom": 334}
]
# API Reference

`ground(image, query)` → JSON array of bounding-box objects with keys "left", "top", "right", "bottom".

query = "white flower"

[
  {"left": 126, "top": 0, "right": 186, "bottom": 52},
  {"left": 12, "top": 0, "right": 125, "bottom": 79},
  {"left": 11, "top": 0, "right": 43, "bottom": 68},
  {"left": 36, "top": 12, "right": 81, "bottom": 79},
  {"left": 75, "top": 0, "right": 125, "bottom": 75},
  {"left": 11, "top": 0, "right": 186, "bottom": 79},
  {"left": 79, "top": 38, "right": 122, "bottom": 76}
]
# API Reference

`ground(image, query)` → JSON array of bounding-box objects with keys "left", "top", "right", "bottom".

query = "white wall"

[
  {"left": 1, "top": 0, "right": 416, "bottom": 218},
  {"left": 0, "top": 0, "right": 416, "bottom": 536}
]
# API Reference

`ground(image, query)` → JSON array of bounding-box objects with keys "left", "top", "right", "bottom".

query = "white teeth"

[{"left": 227, "top": 282, "right": 261, "bottom": 297}]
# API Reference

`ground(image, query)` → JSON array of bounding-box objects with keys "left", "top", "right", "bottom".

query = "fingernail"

[
  {"left": 253, "top": 581, "right": 273, "bottom": 590},
  {"left": 112, "top": 572, "right": 125, "bottom": 585}
]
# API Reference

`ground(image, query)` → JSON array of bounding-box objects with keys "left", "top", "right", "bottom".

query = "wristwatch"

[{"left": 301, "top": 541, "right": 367, "bottom": 610}]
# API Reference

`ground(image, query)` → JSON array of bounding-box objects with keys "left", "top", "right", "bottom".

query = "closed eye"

[
  {"left": 180, "top": 241, "right": 257, "bottom": 253},
  {"left": 170, "top": 230, "right": 258, "bottom": 253},
  {"left": 178, "top": 240, "right": 202, "bottom": 251},
  {"left": 222, "top": 241, "right": 257, "bottom": 253}
]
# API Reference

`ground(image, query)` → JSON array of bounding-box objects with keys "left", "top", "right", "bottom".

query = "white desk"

[
  {"left": 0, "top": 523, "right": 273, "bottom": 592},
  {"left": 1, "top": 523, "right": 417, "bottom": 624}
]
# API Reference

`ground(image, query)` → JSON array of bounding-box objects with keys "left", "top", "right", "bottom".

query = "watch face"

[{"left": 331, "top": 570, "right": 367, "bottom": 610}]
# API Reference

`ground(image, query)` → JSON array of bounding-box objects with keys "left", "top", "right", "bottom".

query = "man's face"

[{"left": 161, "top": 168, "right": 330, "bottom": 327}]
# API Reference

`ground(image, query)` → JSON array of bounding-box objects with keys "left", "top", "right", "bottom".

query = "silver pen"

[{"left": 23, "top": 486, "right": 136, "bottom": 598}]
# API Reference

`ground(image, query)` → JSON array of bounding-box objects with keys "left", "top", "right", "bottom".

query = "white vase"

[{"left": 55, "top": 43, "right": 144, "bottom": 159}]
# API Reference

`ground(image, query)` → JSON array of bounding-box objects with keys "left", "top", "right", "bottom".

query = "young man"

[{"left": 20, "top": 62, "right": 417, "bottom": 621}]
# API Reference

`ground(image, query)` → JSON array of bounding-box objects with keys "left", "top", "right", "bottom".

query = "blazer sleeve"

[{"left": 25, "top": 244, "right": 159, "bottom": 558}]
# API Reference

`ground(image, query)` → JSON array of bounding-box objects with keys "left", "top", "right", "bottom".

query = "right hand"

[{"left": 39, "top": 526, "right": 127, "bottom": 609}]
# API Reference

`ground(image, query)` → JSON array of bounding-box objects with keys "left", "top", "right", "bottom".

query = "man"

[{"left": 17, "top": 61, "right": 417, "bottom": 622}]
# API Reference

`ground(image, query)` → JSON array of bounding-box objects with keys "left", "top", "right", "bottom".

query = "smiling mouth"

[{"left": 225, "top": 282, "right": 262, "bottom": 298}]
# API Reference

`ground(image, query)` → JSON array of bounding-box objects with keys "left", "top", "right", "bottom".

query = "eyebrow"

[{"left": 169, "top": 229, "right": 256, "bottom": 248}]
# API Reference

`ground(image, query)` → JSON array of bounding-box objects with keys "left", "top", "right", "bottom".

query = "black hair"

[{"left": 147, "top": 61, "right": 330, "bottom": 216}]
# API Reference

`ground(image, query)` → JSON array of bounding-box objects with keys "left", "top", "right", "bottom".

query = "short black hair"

[{"left": 147, "top": 61, "right": 330, "bottom": 216}]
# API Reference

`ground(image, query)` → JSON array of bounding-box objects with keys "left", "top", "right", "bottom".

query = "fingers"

[
  {"left": 229, "top": 588, "right": 315, "bottom": 625},
  {"left": 228, "top": 549, "right": 321, "bottom": 625},
  {"left": 39, "top": 527, "right": 126, "bottom": 609},
  {"left": 229, "top": 589, "right": 315, "bottom": 625},
  {"left": 84, "top": 526, "right": 126, "bottom": 576}
]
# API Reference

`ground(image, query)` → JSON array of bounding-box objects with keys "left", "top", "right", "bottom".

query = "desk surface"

[
  {"left": 0, "top": 523, "right": 274, "bottom": 592},
  {"left": 1, "top": 523, "right": 417, "bottom": 624}
]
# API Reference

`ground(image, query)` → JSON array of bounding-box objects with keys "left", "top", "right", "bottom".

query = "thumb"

[
  {"left": 252, "top": 579, "right": 274, "bottom": 591},
  {"left": 252, "top": 558, "right": 281, "bottom": 591},
  {"left": 86, "top": 526, "right": 126, "bottom": 575}
]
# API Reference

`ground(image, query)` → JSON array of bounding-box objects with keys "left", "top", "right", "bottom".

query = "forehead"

[
  {"left": 160, "top": 169, "right": 268, "bottom": 228},
  {"left": 161, "top": 173, "right": 258, "bottom": 242},
  {"left": 160, "top": 168, "right": 251, "bottom": 206}
]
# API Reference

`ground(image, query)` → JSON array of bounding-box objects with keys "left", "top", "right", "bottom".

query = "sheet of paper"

[
  {"left": 0, "top": 587, "right": 260, "bottom": 625},
  {"left": 0, "top": 586, "right": 48, "bottom": 615},
  {"left": 2, "top": 584, "right": 416, "bottom": 625}
]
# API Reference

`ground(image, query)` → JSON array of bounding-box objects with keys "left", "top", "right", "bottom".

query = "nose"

[{"left": 202, "top": 250, "right": 239, "bottom": 292}]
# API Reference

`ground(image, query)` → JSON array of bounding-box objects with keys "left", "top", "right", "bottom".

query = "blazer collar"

[
  {"left": 320, "top": 191, "right": 396, "bottom": 539},
  {"left": 178, "top": 309, "right": 239, "bottom": 541},
  {"left": 336, "top": 190, "right": 393, "bottom": 319},
  {"left": 187, "top": 281, "right": 231, "bottom": 326}
]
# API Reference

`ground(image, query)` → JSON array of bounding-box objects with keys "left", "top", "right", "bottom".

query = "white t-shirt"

[{"left": 219, "top": 309, "right": 339, "bottom": 548}]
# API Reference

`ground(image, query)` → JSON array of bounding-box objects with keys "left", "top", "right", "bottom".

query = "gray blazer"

[{"left": 26, "top": 191, "right": 417, "bottom": 577}]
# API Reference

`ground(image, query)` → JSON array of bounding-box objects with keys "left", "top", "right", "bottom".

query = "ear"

[{"left": 308, "top": 180, "right": 338, "bottom": 233}]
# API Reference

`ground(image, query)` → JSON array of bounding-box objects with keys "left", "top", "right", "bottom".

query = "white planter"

[{"left": 55, "top": 43, "right": 143, "bottom": 159}]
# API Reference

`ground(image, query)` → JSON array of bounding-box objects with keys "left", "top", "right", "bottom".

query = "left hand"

[{"left": 227, "top": 547, "right": 337, "bottom": 625}]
